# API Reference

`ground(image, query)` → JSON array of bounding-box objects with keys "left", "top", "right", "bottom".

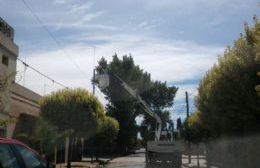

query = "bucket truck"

[{"left": 95, "top": 72, "right": 183, "bottom": 167}]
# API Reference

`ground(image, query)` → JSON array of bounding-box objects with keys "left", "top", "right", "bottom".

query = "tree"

[
  {"left": 94, "top": 117, "right": 119, "bottom": 145},
  {"left": 40, "top": 88, "right": 106, "bottom": 138},
  {"left": 87, "top": 116, "right": 119, "bottom": 159},
  {"left": 177, "top": 118, "right": 182, "bottom": 130},
  {"left": 96, "top": 55, "right": 177, "bottom": 152},
  {"left": 140, "top": 80, "right": 177, "bottom": 141},
  {"left": 195, "top": 17, "right": 260, "bottom": 138},
  {"left": 0, "top": 74, "right": 9, "bottom": 113},
  {"left": 34, "top": 118, "right": 59, "bottom": 156},
  {"left": 0, "top": 74, "right": 15, "bottom": 134},
  {"left": 255, "top": 52, "right": 260, "bottom": 97},
  {"left": 182, "top": 112, "right": 207, "bottom": 143},
  {"left": 39, "top": 88, "right": 119, "bottom": 160},
  {"left": 96, "top": 55, "right": 150, "bottom": 153}
]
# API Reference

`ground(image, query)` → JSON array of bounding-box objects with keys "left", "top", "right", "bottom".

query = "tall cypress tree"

[{"left": 195, "top": 17, "right": 260, "bottom": 137}]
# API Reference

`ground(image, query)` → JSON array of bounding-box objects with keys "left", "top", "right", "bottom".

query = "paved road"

[
  {"left": 105, "top": 149, "right": 146, "bottom": 168},
  {"left": 105, "top": 149, "right": 207, "bottom": 168}
]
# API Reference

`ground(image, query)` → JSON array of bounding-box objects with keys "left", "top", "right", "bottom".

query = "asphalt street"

[{"left": 105, "top": 149, "right": 207, "bottom": 168}]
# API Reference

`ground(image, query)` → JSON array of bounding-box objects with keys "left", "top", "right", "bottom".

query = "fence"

[{"left": 206, "top": 135, "right": 260, "bottom": 168}]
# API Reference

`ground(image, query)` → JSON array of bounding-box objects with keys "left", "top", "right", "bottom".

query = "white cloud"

[
  {"left": 69, "top": 3, "right": 94, "bottom": 14},
  {"left": 143, "top": 0, "right": 245, "bottom": 9},
  {"left": 76, "top": 11, "right": 104, "bottom": 24},
  {"left": 55, "top": 11, "right": 106, "bottom": 30},
  {"left": 88, "top": 34, "right": 223, "bottom": 82},
  {"left": 13, "top": 0, "right": 105, "bottom": 31},
  {"left": 1, "top": 0, "right": 257, "bottom": 121},
  {"left": 134, "top": 20, "right": 161, "bottom": 31},
  {"left": 137, "top": 21, "right": 149, "bottom": 29},
  {"left": 16, "top": 33, "right": 223, "bottom": 98},
  {"left": 53, "top": 0, "right": 70, "bottom": 5},
  {"left": 48, "top": 9, "right": 106, "bottom": 30},
  {"left": 169, "top": 83, "right": 199, "bottom": 122}
]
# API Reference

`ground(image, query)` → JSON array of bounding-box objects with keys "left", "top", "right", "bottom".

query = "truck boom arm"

[
  {"left": 120, "top": 82, "right": 162, "bottom": 141},
  {"left": 95, "top": 73, "right": 162, "bottom": 141}
]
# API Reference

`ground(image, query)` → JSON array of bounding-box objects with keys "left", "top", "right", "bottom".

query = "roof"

[{"left": 12, "top": 83, "right": 41, "bottom": 103}]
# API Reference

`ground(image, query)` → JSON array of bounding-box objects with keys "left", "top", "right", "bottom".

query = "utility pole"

[
  {"left": 92, "top": 46, "right": 96, "bottom": 95},
  {"left": 93, "top": 69, "right": 95, "bottom": 95},
  {"left": 186, "top": 91, "right": 191, "bottom": 163},
  {"left": 185, "top": 91, "right": 190, "bottom": 118}
]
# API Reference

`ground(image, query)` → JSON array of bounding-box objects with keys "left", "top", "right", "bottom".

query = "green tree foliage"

[
  {"left": 0, "top": 75, "right": 8, "bottom": 113},
  {"left": 96, "top": 55, "right": 177, "bottom": 152},
  {"left": 95, "top": 117, "right": 119, "bottom": 145},
  {"left": 87, "top": 116, "right": 119, "bottom": 157},
  {"left": 0, "top": 118, "right": 15, "bottom": 127},
  {"left": 177, "top": 117, "right": 182, "bottom": 130},
  {"left": 0, "top": 74, "right": 15, "bottom": 128},
  {"left": 96, "top": 55, "right": 150, "bottom": 152},
  {"left": 34, "top": 118, "right": 59, "bottom": 155},
  {"left": 39, "top": 88, "right": 119, "bottom": 160},
  {"left": 140, "top": 81, "right": 177, "bottom": 141},
  {"left": 256, "top": 52, "right": 260, "bottom": 97},
  {"left": 195, "top": 17, "right": 260, "bottom": 138},
  {"left": 142, "top": 81, "right": 177, "bottom": 110},
  {"left": 40, "top": 88, "right": 106, "bottom": 138},
  {"left": 14, "top": 117, "right": 74, "bottom": 160},
  {"left": 182, "top": 112, "right": 208, "bottom": 143}
]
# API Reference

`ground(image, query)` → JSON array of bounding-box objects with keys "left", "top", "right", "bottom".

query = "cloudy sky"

[{"left": 0, "top": 0, "right": 259, "bottom": 121}]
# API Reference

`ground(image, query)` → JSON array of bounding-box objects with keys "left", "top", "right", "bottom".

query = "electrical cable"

[
  {"left": 20, "top": 0, "right": 87, "bottom": 77},
  {"left": 17, "top": 57, "right": 68, "bottom": 88}
]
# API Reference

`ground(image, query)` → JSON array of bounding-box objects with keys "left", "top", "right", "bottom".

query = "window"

[
  {"left": 0, "top": 144, "right": 20, "bottom": 168},
  {"left": 14, "top": 145, "right": 46, "bottom": 168},
  {"left": 1, "top": 55, "right": 9, "bottom": 66}
]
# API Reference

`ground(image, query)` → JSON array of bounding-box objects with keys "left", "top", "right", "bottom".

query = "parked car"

[{"left": 0, "top": 138, "right": 53, "bottom": 168}]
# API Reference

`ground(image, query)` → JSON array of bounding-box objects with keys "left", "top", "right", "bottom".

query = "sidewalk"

[
  {"left": 55, "top": 162, "right": 100, "bottom": 168},
  {"left": 55, "top": 158, "right": 111, "bottom": 168},
  {"left": 182, "top": 155, "right": 207, "bottom": 168}
]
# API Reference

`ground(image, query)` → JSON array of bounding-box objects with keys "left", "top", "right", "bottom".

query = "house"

[{"left": 0, "top": 17, "right": 41, "bottom": 138}]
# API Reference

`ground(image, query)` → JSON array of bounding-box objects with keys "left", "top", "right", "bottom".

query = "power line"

[
  {"left": 170, "top": 109, "right": 187, "bottom": 112},
  {"left": 185, "top": 91, "right": 190, "bottom": 118},
  {"left": 20, "top": 0, "right": 87, "bottom": 76},
  {"left": 17, "top": 57, "right": 68, "bottom": 88}
]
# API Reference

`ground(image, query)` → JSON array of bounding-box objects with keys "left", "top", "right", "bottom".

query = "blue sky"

[{"left": 0, "top": 0, "right": 259, "bottom": 122}]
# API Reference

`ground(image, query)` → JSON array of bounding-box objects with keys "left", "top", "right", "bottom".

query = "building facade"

[{"left": 0, "top": 17, "right": 41, "bottom": 138}]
